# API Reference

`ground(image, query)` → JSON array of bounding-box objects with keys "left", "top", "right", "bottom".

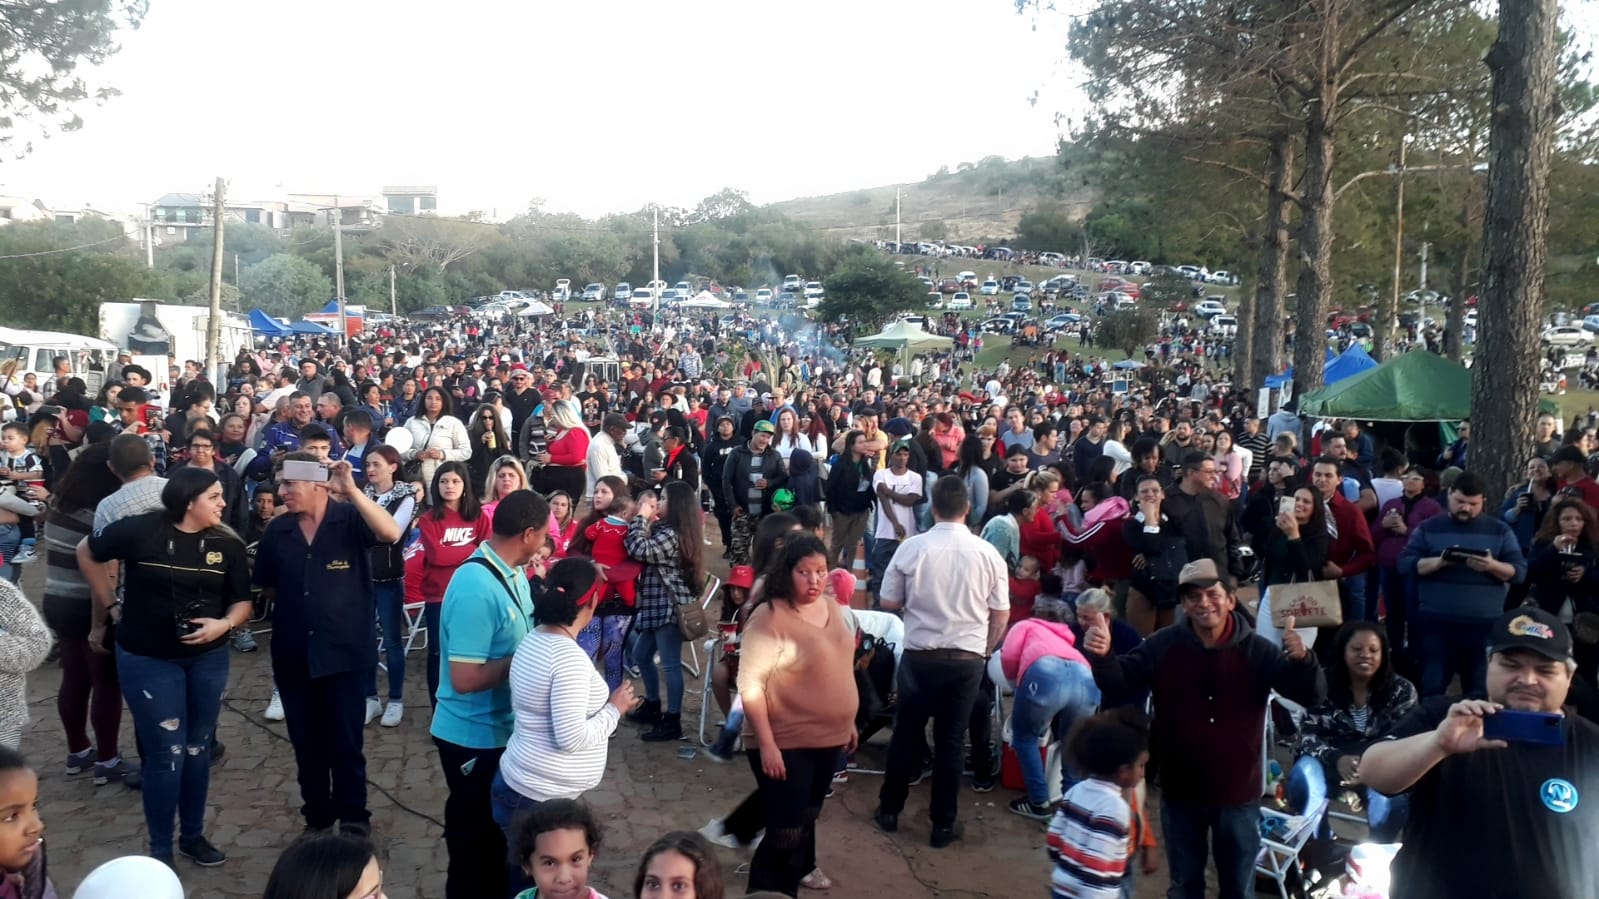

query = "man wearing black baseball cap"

[{"left": 1361, "top": 606, "right": 1599, "bottom": 898}]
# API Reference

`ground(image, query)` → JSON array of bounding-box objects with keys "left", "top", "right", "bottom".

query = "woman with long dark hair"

[
  {"left": 466, "top": 403, "right": 513, "bottom": 490},
  {"left": 417, "top": 461, "right": 488, "bottom": 705},
  {"left": 1286, "top": 621, "right": 1416, "bottom": 840},
  {"left": 953, "top": 434, "right": 989, "bottom": 528},
  {"left": 1260, "top": 484, "right": 1329, "bottom": 588},
  {"left": 737, "top": 534, "right": 856, "bottom": 895},
  {"left": 81, "top": 467, "right": 252, "bottom": 867},
  {"left": 44, "top": 444, "right": 138, "bottom": 786},
  {"left": 362, "top": 446, "right": 416, "bottom": 729},
  {"left": 401, "top": 386, "right": 470, "bottom": 488},
  {"left": 624, "top": 480, "right": 705, "bottom": 742},
  {"left": 1527, "top": 498, "right": 1599, "bottom": 681}
]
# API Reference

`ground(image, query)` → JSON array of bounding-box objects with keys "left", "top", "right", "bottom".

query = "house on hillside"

[
  {"left": 383, "top": 185, "right": 437, "bottom": 216},
  {"left": 0, "top": 196, "right": 52, "bottom": 225}
]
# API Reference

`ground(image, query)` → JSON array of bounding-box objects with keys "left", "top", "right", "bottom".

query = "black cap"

[
  {"left": 1487, "top": 607, "right": 1573, "bottom": 662},
  {"left": 852, "top": 404, "right": 879, "bottom": 418}
]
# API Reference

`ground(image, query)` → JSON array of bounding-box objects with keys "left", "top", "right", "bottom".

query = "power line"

[{"left": 0, "top": 234, "right": 128, "bottom": 259}]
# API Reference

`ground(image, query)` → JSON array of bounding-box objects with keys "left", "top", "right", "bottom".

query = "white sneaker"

[
  {"left": 9, "top": 548, "right": 37, "bottom": 565},
  {"left": 364, "top": 697, "right": 382, "bottom": 726},
  {"left": 264, "top": 690, "right": 285, "bottom": 722},
  {"left": 380, "top": 701, "right": 404, "bottom": 727},
  {"left": 697, "top": 818, "right": 740, "bottom": 850}
]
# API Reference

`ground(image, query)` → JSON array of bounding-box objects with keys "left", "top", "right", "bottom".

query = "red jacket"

[
  {"left": 1063, "top": 514, "right": 1136, "bottom": 584},
  {"left": 1325, "top": 493, "right": 1376, "bottom": 577}
]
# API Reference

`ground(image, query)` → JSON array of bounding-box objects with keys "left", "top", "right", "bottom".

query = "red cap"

[
  {"left": 727, "top": 565, "right": 756, "bottom": 589},
  {"left": 511, "top": 363, "right": 529, "bottom": 372}
]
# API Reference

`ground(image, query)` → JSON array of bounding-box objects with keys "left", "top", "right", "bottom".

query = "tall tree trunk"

[
  {"left": 1446, "top": 200, "right": 1473, "bottom": 363},
  {"left": 1234, "top": 261, "right": 1257, "bottom": 393},
  {"left": 1293, "top": 90, "right": 1338, "bottom": 395},
  {"left": 1252, "top": 133, "right": 1295, "bottom": 392},
  {"left": 1471, "top": 0, "right": 1558, "bottom": 498}
]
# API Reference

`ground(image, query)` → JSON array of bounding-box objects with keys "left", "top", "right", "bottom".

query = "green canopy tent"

[
  {"left": 1299, "top": 349, "right": 1557, "bottom": 422},
  {"left": 854, "top": 321, "right": 954, "bottom": 372}
]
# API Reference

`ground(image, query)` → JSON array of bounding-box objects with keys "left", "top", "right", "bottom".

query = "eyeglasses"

[{"left": 189, "top": 444, "right": 214, "bottom": 451}]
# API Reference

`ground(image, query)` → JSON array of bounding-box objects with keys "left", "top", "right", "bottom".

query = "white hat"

[{"left": 73, "top": 856, "right": 186, "bottom": 899}]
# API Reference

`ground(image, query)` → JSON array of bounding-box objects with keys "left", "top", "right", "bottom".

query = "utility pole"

[
  {"left": 895, "top": 189, "right": 901, "bottom": 247},
  {"left": 1418, "top": 242, "right": 1430, "bottom": 290},
  {"left": 651, "top": 205, "right": 660, "bottom": 313},
  {"left": 333, "top": 196, "right": 347, "bottom": 345},
  {"left": 389, "top": 264, "right": 397, "bottom": 317},
  {"left": 143, "top": 203, "right": 154, "bottom": 269},
  {"left": 204, "top": 177, "right": 226, "bottom": 384},
  {"left": 1385, "top": 138, "right": 1407, "bottom": 362},
  {"left": 234, "top": 252, "right": 240, "bottom": 288}
]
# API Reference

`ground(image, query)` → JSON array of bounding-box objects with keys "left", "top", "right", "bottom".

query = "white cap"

[{"left": 73, "top": 856, "right": 186, "bottom": 899}]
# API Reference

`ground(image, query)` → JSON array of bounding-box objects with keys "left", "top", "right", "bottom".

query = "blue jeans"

[
  {"left": 1160, "top": 799, "right": 1260, "bottom": 899},
  {"left": 117, "top": 646, "right": 230, "bottom": 857},
  {"left": 0, "top": 523, "right": 18, "bottom": 583},
  {"left": 633, "top": 623, "right": 684, "bottom": 714},
  {"left": 868, "top": 537, "right": 900, "bottom": 599},
  {"left": 1417, "top": 617, "right": 1492, "bottom": 697},
  {"left": 489, "top": 768, "right": 540, "bottom": 896},
  {"left": 577, "top": 614, "right": 633, "bottom": 691},
  {"left": 424, "top": 602, "right": 441, "bottom": 707},
  {"left": 1010, "top": 657, "right": 1100, "bottom": 806},
  {"left": 366, "top": 580, "right": 406, "bottom": 702},
  {"left": 1287, "top": 754, "right": 1408, "bottom": 842}
]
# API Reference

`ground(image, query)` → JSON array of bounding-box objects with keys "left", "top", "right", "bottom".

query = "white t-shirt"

[{"left": 872, "top": 467, "right": 922, "bottom": 540}]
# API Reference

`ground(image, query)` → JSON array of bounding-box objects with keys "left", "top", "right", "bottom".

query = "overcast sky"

[
  {"left": 0, "top": 0, "right": 1081, "bottom": 219},
  {"left": 0, "top": 0, "right": 1592, "bottom": 222}
]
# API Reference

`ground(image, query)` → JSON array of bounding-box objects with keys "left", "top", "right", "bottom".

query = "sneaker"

[
  {"left": 380, "top": 701, "right": 404, "bottom": 728},
  {"left": 94, "top": 758, "right": 142, "bottom": 789},
  {"left": 65, "top": 748, "right": 93, "bottom": 775},
  {"left": 703, "top": 742, "right": 735, "bottom": 764},
  {"left": 177, "top": 835, "right": 227, "bottom": 867},
  {"left": 697, "top": 818, "right": 742, "bottom": 850},
  {"left": 264, "top": 690, "right": 285, "bottom": 722},
  {"left": 209, "top": 740, "right": 226, "bottom": 767},
  {"left": 1007, "top": 797, "right": 1053, "bottom": 821},
  {"left": 231, "top": 628, "right": 258, "bottom": 653},
  {"left": 364, "top": 697, "right": 382, "bottom": 726},
  {"left": 831, "top": 770, "right": 849, "bottom": 784},
  {"left": 338, "top": 820, "right": 372, "bottom": 840},
  {"left": 971, "top": 765, "right": 997, "bottom": 793},
  {"left": 9, "top": 548, "right": 37, "bottom": 566},
  {"left": 908, "top": 761, "right": 935, "bottom": 786}
]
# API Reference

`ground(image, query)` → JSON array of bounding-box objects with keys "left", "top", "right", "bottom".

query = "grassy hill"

[{"left": 767, "top": 155, "right": 1096, "bottom": 244}]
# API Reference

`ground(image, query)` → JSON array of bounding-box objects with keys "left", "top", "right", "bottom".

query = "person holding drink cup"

[{"left": 1526, "top": 498, "right": 1599, "bottom": 682}]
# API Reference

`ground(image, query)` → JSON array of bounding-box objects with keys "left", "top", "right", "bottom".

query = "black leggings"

[
  {"left": 745, "top": 746, "right": 842, "bottom": 896},
  {"left": 43, "top": 595, "right": 125, "bottom": 762}
]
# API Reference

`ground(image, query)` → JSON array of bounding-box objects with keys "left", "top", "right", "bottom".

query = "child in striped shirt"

[{"left": 1047, "top": 709, "right": 1150, "bottom": 899}]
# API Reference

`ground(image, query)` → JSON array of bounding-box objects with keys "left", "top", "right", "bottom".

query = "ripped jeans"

[
  {"left": 576, "top": 614, "right": 633, "bottom": 691},
  {"left": 117, "top": 645, "right": 229, "bottom": 857}
]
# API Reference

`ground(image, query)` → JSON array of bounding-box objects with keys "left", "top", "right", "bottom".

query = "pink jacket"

[{"left": 1000, "top": 618, "right": 1090, "bottom": 684}]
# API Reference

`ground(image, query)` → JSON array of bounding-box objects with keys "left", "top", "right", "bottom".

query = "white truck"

[{"left": 98, "top": 300, "right": 254, "bottom": 389}]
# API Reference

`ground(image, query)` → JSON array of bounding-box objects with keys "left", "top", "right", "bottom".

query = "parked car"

[
  {"left": 1195, "top": 299, "right": 1227, "bottom": 318},
  {"left": 1105, "top": 260, "right": 1129, "bottom": 275},
  {"left": 979, "top": 280, "right": 1001, "bottom": 296},
  {"left": 1582, "top": 302, "right": 1599, "bottom": 318},
  {"left": 1046, "top": 313, "right": 1083, "bottom": 331},
  {"left": 979, "top": 317, "right": 1017, "bottom": 334},
  {"left": 629, "top": 288, "right": 655, "bottom": 308},
  {"left": 613, "top": 283, "right": 632, "bottom": 302},
  {"left": 1541, "top": 326, "right": 1592, "bottom": 347},
  {"left": 553, "top": 279, "right": 572, "bottom": 301},
  {"left": 412, "top": 305, "right": 468, "bottom": 320},
  {"left": 1012, "top": 294, "right": 1033, "bottom": 312},
  {"left": 958, "top": 271, "right": 978, "bottom": 287},
  {"left": 754, "top": 287, "right": 774, "bottom": 305},
  {"left": 926, "top": 292, "right": 944, "bottom": 309},
  {"left": 804, "top": 281, "right": 824, "bottom": 299},
  {"left": 949, "top": 291, "right": 973, "bottom": 310},
  {"left": 1581, "top": 315, "right": 1599, "bottom": 333},
  {"left": 782, "top": 274, "right": 803, "bottom": 292},
  {"left": 1211, "top": 314, "right": 1238, "bottom": 336},
  {"left": 1208, "top": 270, "right": 1239, "bottom": 285},
  {"left": 1013, "top": 280, "right": 1035, "bottom": 295},
  {"left": 582, "top": 283, "right": 606, "bottom": 301},
  {"left": 1128, "top": 261, "right": 1152, "bottom": 276}
]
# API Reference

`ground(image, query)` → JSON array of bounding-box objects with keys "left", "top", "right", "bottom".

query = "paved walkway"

[{"left": 17, "top": 565, "right": 1174, "bottom": 898}]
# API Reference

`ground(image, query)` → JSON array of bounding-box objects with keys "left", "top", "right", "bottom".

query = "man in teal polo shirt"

[{"left": 429, "top": 489, "right": 550, "bottom": 899}]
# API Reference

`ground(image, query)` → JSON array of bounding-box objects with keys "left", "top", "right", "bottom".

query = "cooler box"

[{"left": 999, "top": 728, "right": 1065, "bottom": 802}]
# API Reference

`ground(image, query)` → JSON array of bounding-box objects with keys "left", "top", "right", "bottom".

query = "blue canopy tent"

[
  {"left": 289, "top": 319, "right": 336, "bottom": 335},
  {"left": 1264, "top": 347, "right": 1338, "bottom": 389},
  {"left": 248, "top": 308, "right": 290, "bottom": 337}
]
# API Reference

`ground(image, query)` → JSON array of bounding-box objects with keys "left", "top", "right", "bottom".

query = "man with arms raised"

[{"left": 1361, "top": 606, "right": 1598, "bottom": 898}]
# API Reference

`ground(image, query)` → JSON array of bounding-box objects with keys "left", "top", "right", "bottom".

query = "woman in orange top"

[{"left": 738, "top": 534, "right": 857, "bottom": 896}]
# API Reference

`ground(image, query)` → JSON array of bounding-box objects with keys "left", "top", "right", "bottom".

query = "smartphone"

[
  {"left": 1443, "top": 545, "right": 1490, "bottom": 563},
  {"left": 1482, "top": 709, "right": 1565, "bottom": 746},
  {"left": 1277, "top": 496, "right": 1296, "bottom": 518},
  {"left": 280, "top": 459, "right": 329, "bottom": 483}
]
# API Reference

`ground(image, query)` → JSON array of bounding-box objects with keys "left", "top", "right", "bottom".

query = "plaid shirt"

[{"left": 624, "top": 517, "right": 694, "bottom": 631}]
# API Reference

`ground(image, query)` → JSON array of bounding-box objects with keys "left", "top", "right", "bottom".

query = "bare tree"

[
  {"left": 379, "top": 216, "right": 489, "bottom": 272},
  {"left": 1469, "top": 0, "right": 1559, "bottom": 498}
]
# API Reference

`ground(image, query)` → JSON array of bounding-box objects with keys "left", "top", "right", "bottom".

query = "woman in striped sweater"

[{"left": 39, "top": 444, "right": 139, "bottom": 786}]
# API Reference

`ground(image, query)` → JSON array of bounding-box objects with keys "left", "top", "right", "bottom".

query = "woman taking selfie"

[{"left": 80, "top": 467, "right": 252, "bottom": 868}]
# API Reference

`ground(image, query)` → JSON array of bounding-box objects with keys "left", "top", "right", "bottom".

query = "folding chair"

[
  {"left": 680, "top": 575, "right": 720, "bottom": 679},
  {"left": 378, "top": 601, "right": 429, "bottom": 672},
  {"left": 1255, "top": 800, "right": 1328, "bottom": 899}
]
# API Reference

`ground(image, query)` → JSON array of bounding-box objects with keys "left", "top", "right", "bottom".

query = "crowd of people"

[{"left": 0, "top": 295, "right": 1594, "bottom": 898}]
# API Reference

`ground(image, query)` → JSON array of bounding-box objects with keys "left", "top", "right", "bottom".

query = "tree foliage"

[
  {"left": 817, "top": 248, "right": 929, "bottom": 331},
  {"left": 0, "top": 219, "right": 157, "bottom": 333},
  {"left": 0, "top": 0, "right": 147, "bottom": 157},
  {"left": 1095, "top": 306, "right": 1160, "bottom": 358},
  {"left": 240, "top": 254, "right": 334, "bottom": 318}
]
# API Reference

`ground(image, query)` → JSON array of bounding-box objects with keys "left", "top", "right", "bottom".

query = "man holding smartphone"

[{"left": 1361, "top": 606, "right": 1599, "bottom": 898}]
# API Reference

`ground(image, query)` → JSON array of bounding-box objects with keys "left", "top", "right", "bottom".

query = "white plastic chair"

[{"left": 1255, "top": 800, "right": 1328, "bottom": 899}]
